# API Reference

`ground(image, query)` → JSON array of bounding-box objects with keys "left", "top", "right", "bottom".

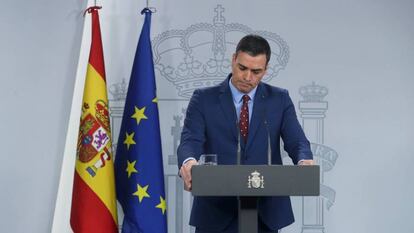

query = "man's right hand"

[{"left": 179, "top": 159, "right": 198, "bottom": 191}]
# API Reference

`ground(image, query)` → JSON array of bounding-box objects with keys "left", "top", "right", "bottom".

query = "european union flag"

[{"left": 115, "top": 8, "right": 167, "bottom": 233}]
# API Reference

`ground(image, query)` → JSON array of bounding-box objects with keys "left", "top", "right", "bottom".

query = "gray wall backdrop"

[{"left": 1, "top": 0, "right": 414, "bottom": 233}]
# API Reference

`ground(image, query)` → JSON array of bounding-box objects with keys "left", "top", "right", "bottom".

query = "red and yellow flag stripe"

[{"left": 70, "top": 7, "right": 118, "bottom": 233}]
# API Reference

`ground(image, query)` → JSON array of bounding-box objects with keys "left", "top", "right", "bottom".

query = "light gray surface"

[
  {"left": 1, "top": 0, "right": 414, "bottom": 233},
  {"left": 0, "top": 1, "right": 87, "bottom": 232}
]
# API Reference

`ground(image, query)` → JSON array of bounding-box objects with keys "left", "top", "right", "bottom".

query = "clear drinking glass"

[{"left": 199, "top": 154, "right": 218, "bottom": 165}]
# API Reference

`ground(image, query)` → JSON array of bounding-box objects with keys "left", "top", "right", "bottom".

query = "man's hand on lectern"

[
  {"left": 298, "top": 159, "right": 314, "bottom": 166},
  {"left": 180, "top": 159, "right": 198, "bottom": 191}
]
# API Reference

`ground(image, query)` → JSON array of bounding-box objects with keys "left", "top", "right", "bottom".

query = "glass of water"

[{"left": 199, "top": 154, "right": 217, "bottom": 165}]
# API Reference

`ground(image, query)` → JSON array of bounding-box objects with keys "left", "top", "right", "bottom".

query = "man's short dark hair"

[{"left": 235, "top": 34, "right": 271, "bottom": 64}]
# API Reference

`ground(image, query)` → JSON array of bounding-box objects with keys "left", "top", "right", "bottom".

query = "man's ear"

[{"left": 232, "top": 53, "right": 237, "bottom": 63}]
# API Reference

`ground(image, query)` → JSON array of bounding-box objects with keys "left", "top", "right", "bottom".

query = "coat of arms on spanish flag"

[{"left": 70, "top": 6, "right": 118, "bottom": 233}]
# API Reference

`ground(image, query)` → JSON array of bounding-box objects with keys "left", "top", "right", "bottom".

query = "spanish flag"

[{"left": 70, "top": 7, "right": 118, "bottom": 233}]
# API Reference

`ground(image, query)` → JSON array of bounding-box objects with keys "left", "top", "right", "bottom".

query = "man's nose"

[{"left": 244, "top": 70, "right": 253, "bottom": 81}]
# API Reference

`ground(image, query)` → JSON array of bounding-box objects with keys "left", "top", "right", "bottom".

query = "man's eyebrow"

[
  {"left": 238, "top": 63, "right": 264, "bottom": 72},
  {"left": 237, "top": 63, "right": 247, "bottom": 69},
  {"left": 251, "top": 68, "right": 264, "bottom": 72}
]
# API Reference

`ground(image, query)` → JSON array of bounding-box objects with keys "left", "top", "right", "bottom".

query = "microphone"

[
  {"left": 236, "top": 120, "right": 241, "bottom": 165},
  {"left": 264, "top": 120, "right": 272, "bottom": 165}
]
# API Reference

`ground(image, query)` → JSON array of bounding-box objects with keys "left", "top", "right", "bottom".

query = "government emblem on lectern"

[{"left": 248, "top": 171, "right": 264, "bottom": 189}]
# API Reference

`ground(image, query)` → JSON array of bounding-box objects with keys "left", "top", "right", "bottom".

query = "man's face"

[{"left": 230, "top": 51, "right": 267, "bottom": 94}]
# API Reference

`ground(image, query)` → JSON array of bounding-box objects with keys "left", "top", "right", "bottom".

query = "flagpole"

[
  {"left": 145, "top": 0, "right": 157, "bottom": 13},
  {"left": 51, "top": 2, "right": 93, "bottom": 233}
]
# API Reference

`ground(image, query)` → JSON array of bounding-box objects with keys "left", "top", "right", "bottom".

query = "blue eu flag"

[{"left": 115, "top": 8, "right": 167, "bottom": 233}]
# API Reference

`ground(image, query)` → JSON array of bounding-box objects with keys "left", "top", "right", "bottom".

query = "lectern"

[{"left": 192, "top": 165, "right": 320, "bottom": 233}]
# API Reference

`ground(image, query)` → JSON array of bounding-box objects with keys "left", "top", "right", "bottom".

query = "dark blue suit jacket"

[{"left": 177, "top": 76, "right": 313, "bottom": 231}]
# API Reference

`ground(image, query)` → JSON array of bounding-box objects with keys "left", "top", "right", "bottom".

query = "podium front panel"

[{"left": 191, "top": 165, "right": 320, "bottom": 196}]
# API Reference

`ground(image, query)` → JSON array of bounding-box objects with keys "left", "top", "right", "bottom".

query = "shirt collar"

[{"left": 229, "top": 77, "right": 258, "bottom": 103}]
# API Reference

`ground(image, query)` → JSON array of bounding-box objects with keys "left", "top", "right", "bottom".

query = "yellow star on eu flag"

[
  {"left": 156, "top": 196, "right": 167, "bottom": 215},
  {"left": 152, "top": 97, "right": 158, "bottom": 103},
  {"left": 126, "top": 160, "right": 138, "bottom": 178},
  {"left": 124, "top": 132, "right": 136, "bottom": 150},
  {"left": 131, "top": 106, "right": 148, "bottom": 125},
  {"left": 133, "top": 184, "right": 150, "bottom": 203}
]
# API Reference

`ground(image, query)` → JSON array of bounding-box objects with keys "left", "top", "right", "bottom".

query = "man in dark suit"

[{"left": 177, "top": 34, "right": 314, "bottom": 233}]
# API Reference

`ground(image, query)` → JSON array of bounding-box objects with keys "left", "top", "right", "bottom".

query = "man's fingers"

[
  {"left": 183, "top": 173, "right": 192, "bottom": 190},
  {"left": 180, "top": 160, "right": 197, "bottom": 191},
  {"left": 298, "top": 159, "right": 314, "bottom": 166},
  {"left": 180, "top": 159, "right": 198, "bottom": 191},
  {"left": 182, "top": 170, "right": 192, "bottom": 190},
  {"left": 180, "top": 166, "right": 192, "bottom": 181},
  {"left": 184, "top": 180, "right": 192, "bottom": 191}
]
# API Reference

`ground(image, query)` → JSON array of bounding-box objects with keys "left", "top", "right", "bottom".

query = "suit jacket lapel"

[
  {"left": 246, "top": 83, "right": 268, "bottom": 149},
  {"left": 219, "top": 76, "right": 238, "bottom": 140}
]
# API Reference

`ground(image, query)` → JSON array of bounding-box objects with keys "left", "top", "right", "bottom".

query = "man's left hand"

[{"left": 298, "top": 159, "right": 314, "bottom": 165}]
